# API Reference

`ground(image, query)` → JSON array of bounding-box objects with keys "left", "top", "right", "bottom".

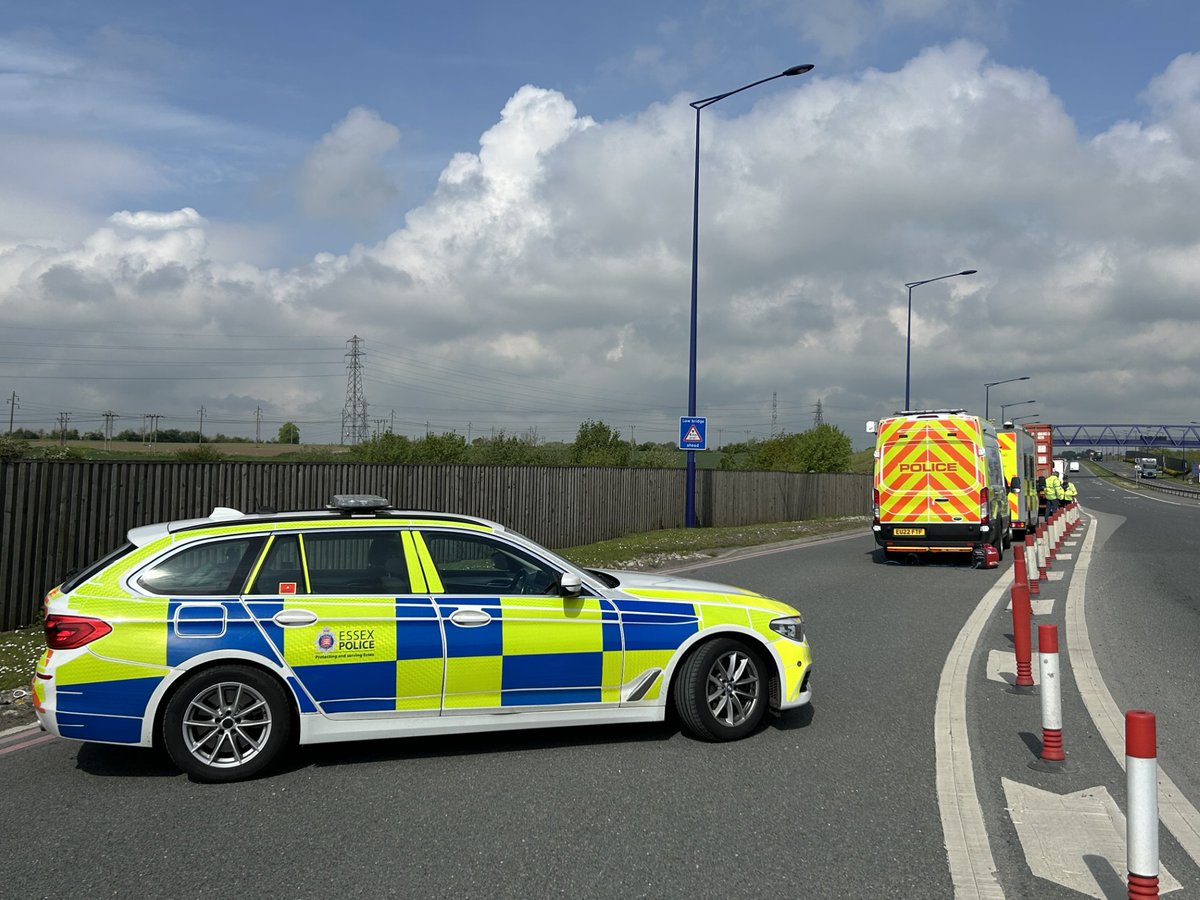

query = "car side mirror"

[
  {"left": 1009, "top": 476, "right": 1021, "bottom": 493},
  {"left": 558, "top": 572, "right": 582, "bottom": 597}
]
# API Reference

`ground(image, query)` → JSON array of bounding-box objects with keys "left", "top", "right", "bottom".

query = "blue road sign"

[{"left": 679, "top": 416, "right": 707, "bottom": 450}]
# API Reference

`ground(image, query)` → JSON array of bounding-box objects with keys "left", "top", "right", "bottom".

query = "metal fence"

[{"left": 0, "top": 460, "right": 870, "bottom": 629}]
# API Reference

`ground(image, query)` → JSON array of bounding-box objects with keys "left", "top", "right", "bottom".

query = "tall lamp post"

[
  {"left": 999, "top": 399, "right": 1037, "bottom": 422},
  {"left": 685, "top": 63, "right": 814, "bottom": 528},
  {"left": 903, "top": 269, "right": 977, "bottom": 410},
  {"left": 985, "top": 375, "right": 1031, "bottom": 421}
]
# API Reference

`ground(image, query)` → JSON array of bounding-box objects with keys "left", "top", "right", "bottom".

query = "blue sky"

[{"left": 3, "top": 1, "right": 1200, "bottom": 444}]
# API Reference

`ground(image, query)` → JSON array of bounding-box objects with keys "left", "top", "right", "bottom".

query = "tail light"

[
  {"left": 872, "top": 489, "right": 880, "bottom": 525},
  {"left": 45, "top": 614, "right": 112, "bottom": 649},
  {"left": 979, "top": 487, "right": 990, "bottom": 524}
]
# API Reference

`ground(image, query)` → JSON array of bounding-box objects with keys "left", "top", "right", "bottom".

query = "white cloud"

[
  {"left": 297, "top": 107, "right": 402, "bottom": 221},
  {"left": 4, "top": 44, "right": 1200, "bottom": 442}
]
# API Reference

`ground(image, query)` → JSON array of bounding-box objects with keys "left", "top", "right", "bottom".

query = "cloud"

[
  {"left": 297, "top": 107, "right": 402, "bottom": 221},
  {"left": 4, "top": 44, "right": 1200, "bottom": 443}
]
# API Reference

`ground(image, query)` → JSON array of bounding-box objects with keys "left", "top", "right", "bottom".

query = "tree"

[
  {"left": 798, "top": 424, "right": 853, "bottom": 472},
  {"left": 570, "top": 420, "right": 631, "bottom": 467},
  {"left": 277, "top": 422, "right": 300, "bottom": 444}
]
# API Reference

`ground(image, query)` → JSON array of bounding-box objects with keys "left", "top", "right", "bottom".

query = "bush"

[
  {"left": 0, "top": 435, "right": 30, "bottom": 462},
  {"left": 175, "top": 445, "right": 227, "bottom": 462}
]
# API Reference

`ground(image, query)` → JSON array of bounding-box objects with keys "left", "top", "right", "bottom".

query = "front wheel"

[
  {"left": 674, "top": 638, "right": 768, "bottom": 741},
  {"left": 163, "top": 665, "right": 292, "bottom": 783}
]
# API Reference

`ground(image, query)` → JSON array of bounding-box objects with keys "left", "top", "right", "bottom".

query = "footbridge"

[{"left": 1051, "top": 424, "right": 1200, "bottom": 449}]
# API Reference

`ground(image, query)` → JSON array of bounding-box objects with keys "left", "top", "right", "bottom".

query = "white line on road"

[
  {"left": 935, "top": 567, "right": 1009, "bottom": 899},
  {"left": 1066, "top": 509, "right": 1200, "bottom": 867}
]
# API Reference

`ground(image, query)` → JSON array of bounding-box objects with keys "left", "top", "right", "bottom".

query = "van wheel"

[
  {"left": 1002, "top": 527, "right": 1012, "bottom": 550},
  {"left": 163, "top": 665, "right": 292, "bottom": 783},
  {"left": 994, "top": 531, "right": 1005, "bottom": 560}
]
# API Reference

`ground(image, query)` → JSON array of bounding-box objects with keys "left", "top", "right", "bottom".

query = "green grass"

[
  {"left": 0, "top": 516, "right": 868, "bottom": 687},
  {"left": 0, "top": 626, "right": 42, "bottom": 691},
  {"left": 558, "top": 516, "right": 868, "bottom": 569}
]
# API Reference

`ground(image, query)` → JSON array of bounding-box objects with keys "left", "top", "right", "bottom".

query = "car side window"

[
  {"left": 302, "top": 531, "right": 410, "bottom": 595},
  {"left": 137, "top": 536, "right": 265, "bottom": 596},
  {"left": 421, "top": 532, "right": 561, "bottom": 595},
  {"left": 247, "top": 534, "right": 307, "bottom": 595}
]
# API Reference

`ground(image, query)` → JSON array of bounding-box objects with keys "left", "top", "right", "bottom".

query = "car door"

[
  {"left": 247, "top": 529, "right": 444, "bottom": 715},
  {"left": 409, "top": 529, "right": 622, "bottom": 712}
]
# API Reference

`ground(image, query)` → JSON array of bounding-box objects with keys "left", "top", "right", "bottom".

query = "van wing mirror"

[
  {"left": 1009, "top": 476, "right": 1021, "bottom": 493},
  {"left": 558, "top": 572, "right": 582, "bottom": 597}
]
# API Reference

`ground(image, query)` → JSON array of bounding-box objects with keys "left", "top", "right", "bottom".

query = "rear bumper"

[{"left": 873, "top": 521, "right": 995, "bottom": 551}]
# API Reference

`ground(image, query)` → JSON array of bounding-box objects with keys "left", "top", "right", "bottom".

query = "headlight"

[{"left": 769, "top": 615, "right": 806, "bottom": 643}]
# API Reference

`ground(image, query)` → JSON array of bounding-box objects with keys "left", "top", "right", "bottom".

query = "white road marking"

[
  {"left": 1004, "top": 598, "right": 1055, "bottom": 616},
  {"left": 1067, "top": 510, "right": 1200, "bottom": 868},
  {"left": 936, "top": 569, "right": 1008, "bottom": 898},
  {"left": 1003, "top": 779, "right": 1182, "bottom": 897},
  {"left": 986, "top": 649, "right": 1038, "bottom": 686}
]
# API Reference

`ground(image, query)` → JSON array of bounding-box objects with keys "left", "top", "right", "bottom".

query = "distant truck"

[
  {"left": 1024, "top": 423, "right": 1055, "bottom": 518},
  {"left": 1138, "top": 457, "right": 1158, "bottom": 478}
]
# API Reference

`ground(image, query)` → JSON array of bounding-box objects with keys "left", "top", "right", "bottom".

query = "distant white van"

[{"left": 1068, "top": 460, "right": 1080, "bottom": 473}]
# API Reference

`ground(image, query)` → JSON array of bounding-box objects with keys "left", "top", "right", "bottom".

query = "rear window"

[
  {"left": 136, "top": 536, "right": 266, "bottom": 596},
  {"left": 62, "top": 542, "right": 135, "bottom": 593}
]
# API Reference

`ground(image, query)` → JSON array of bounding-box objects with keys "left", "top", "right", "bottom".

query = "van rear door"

[{"left": 877, "top": 416, "right": 983, "bottom": 527}]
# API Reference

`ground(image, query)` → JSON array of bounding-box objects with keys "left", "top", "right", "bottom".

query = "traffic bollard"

[
  {"left": 1127, "top": 710, "right": 1160, "bottom": 899},
  {"left": 1026, "top": 534, "right": 1040, "bottom": 595},
  {"left": 1037, "top": 624, "right": 1063, "bottom": 759},
  {"left": 1037, "top": 522, "right": 1050, "bottom": 576},
  {"left": 1009, "top": 580, "right": 1035, "bottom": 691},
  {"left": 1012, "top": 540, "right": 1029, "bottom": 592}
]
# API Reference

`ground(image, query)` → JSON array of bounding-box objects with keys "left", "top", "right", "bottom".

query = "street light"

[
  {"left": 904, "top": 270, "right": 977, "bottom": 410},
  {"left": 984, "top": 376, "right": 1031, "bottom": 421},
  {"left": 999, "top": 399, "right": 1037, "bottom": 421},
  {"left": 685, "top": 63, "right": 814, "bottom": 528}
]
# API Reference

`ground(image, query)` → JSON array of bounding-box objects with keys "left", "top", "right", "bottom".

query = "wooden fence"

[{"left": 0, "top": 460, "right": 870, "bottom": 629}]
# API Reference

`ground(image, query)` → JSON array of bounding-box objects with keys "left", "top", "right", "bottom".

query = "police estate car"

[{"left": 33, "top": 495, "right": 813, "bottom": 782}]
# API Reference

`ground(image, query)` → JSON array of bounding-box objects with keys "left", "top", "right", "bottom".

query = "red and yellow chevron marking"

[
  {"left": 875, "top": 415, "right": 983, "bottom": 524},
  {"left": 998, "top": 431, "right": 1019, "bottom": 523}
]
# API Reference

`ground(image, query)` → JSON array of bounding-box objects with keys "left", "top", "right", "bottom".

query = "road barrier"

[
  {"left": 1126, "top": 710, "right": 1160, "bottom": 898},
  {"left": 1036, "top": 624, "right": 1065, "bottom": 763},
  {"left": 1009, "top": 543, "right": 1035, "bottom": 691},
  {"left": 1025, "top": 533, "right": 1040, "bottom": 595}
]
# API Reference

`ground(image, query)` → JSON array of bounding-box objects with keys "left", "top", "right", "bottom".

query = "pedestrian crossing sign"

[{"left": 679, "top": 416, "right": 707, "bottom": 450}]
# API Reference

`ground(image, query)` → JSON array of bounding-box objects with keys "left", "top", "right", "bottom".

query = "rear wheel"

[
  {"left": 674, "top": 638, "right": 767, "bottom": 742},
  {"left": 163, "top": 665, "right": 292, "bottom": 783}
]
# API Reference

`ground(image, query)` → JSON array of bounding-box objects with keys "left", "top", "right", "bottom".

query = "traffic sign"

[{"left": 679, "top": 416, "right": 707, "bottom": 450}]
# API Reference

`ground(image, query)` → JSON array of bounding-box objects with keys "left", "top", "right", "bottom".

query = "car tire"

[
  {"left": 674, "top": 637, "right": 767, "bottom": 742},
  {"left": 163, "top": 665, "right": 292, "bottom": 783},
  {"left": 1002, "top": 526, "right": 1012, "bottom": 550}
]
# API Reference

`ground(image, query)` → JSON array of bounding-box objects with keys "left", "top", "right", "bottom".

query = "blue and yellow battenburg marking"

[{"left": 34, "top": 516, "right": 811, "bottom": 746}]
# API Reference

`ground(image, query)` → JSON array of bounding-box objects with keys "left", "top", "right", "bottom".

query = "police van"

[{"left": 870, "top": 410, "right": 1014, "bottom": 560}]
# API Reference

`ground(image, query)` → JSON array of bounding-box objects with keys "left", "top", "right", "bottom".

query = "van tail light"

[
  {"left": 872, "top": 489, "right": 880, "bottom": 526},
  {"left": 979, "top": 487, "right": 990, "bottom": 524},
  {"left": 45, "top": 614, "right": 112, "bottom": 650}
]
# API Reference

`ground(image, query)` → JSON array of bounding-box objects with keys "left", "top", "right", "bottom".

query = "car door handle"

[
  {"left": 449, "top": 608, "right": 492, "bottom": 628},
  {"left": 272, "top": 609, "right": 319, "bottom": 627}
]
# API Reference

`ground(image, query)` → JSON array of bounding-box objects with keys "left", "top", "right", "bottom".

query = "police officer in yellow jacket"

[
  {"left": 1062, "top": 479, "right": 1078, "bottom": 506},
  {"left": 1045, "top": 470, "right": 1063, "bottom": 516}
]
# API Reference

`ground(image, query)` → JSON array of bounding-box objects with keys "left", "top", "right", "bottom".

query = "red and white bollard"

[
  {"left": 1037, "top": 624, "right": 1064, "bottom": 760},
  {"left": 1036, "top": 522, "right": 1050, "bottom": 576},
  {"left": 1026, "top": 533, "right": 1041, "bottom": 595},
  {"left": 1127, "top": 710, "right": 1160, "bottom": 899}
]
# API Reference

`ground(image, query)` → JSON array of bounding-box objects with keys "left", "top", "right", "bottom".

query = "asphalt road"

[{"left": 3, "top": 468, "right": 1199, "bottom": 898}]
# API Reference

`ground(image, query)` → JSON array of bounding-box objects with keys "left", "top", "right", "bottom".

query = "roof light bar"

[{"left": 327, "top": 494, "right": 392, "bottom": 512}]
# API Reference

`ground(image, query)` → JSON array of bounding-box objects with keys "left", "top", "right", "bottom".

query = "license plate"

[{"left": 893, "top": 527, "right": 925, "bottom": 536}]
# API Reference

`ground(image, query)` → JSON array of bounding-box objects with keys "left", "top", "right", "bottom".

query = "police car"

[{"left": 33, "top": 495, "right": 813, "bottom": 782}]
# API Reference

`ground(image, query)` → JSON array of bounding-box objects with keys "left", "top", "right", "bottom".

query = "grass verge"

[
  {"left": 0, "top": 516, "right": 868, "bottom": 689},
  {"left": 0, "top": 626, "right": 42, "bottom": 691}
]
